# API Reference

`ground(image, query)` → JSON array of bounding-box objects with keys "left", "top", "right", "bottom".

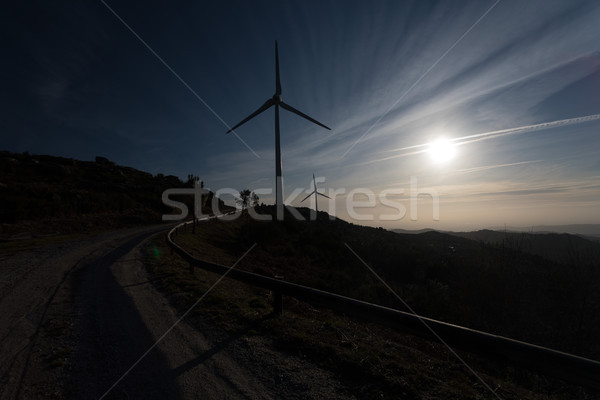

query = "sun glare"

[{"left": 427, "top": 138, "right": 456, "bottom": 163}]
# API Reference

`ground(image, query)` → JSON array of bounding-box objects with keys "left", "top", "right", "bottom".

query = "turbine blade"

[
  {"left": 316, "top": 191, "right": 331, "bottom": 199},
  {"left": 226, "top": 98, "right": 274, "bottom": 133},
  {"left": 301, "top": 191, "right": 315, "bottom": 202},
  {"left": 280, "top": 102, "right": 331, "bottom": 130},
  {"left": 275, "top": 41, "right": 281, "bottom": 95}
]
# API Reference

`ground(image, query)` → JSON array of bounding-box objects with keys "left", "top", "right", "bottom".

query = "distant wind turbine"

[
  {"left": 226, "top": 41, "right": 331, "bottom": 220},
  {"left": 301, "top": 173, "right": 331, "bottom": 214}
]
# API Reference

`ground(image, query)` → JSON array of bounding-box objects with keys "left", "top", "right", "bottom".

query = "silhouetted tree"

[
  {"left": 237, "top": 189, "right": 259, "bottom": 209},
  {"left": 186, "top": 174, "right": 200, "bottom": 187}
]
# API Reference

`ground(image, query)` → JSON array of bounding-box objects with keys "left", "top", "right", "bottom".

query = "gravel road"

[{"left": 0, "top": 224, "right": 353, "bottom": 400}]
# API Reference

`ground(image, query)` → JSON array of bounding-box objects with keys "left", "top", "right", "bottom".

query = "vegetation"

[
  {"left": 147, "top": 205, "right": 600, "bottom": 399},
  {"left": 0, "top": 151, "right": 228, "bottom": 238},
  {"left": 236, "top": 189, "right": 260, "bottom": 210}
]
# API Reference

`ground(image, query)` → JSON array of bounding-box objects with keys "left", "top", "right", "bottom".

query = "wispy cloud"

[
  {"left": 341, "top": 0, "right": 502, "bottom": 158},
  {"left": 448, "top": 160, "right": 543, "bottom": 176}
]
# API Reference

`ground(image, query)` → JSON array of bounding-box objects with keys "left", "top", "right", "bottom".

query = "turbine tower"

[
  {"left": 226, "top": 41, "right": 331, "bottom": 220},
  {"left": 301, "top": 173, "right": 331, "bottom": 214}
]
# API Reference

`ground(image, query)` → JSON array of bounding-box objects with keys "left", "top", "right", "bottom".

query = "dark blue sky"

[{"left": 2, "top": 0, "right": 600, "bottom": 229}]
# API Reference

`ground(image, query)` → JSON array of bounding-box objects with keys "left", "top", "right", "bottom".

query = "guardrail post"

[
  {"left": 273, "top": 275, "right": 284, "bottom": 316},
  {"left": 193, "top": 217, "right": 197, "bottom": 234}
]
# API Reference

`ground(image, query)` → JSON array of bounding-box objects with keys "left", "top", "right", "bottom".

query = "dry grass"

[{"left": 141, "top": 217, "right": 582, "bottom": 400}]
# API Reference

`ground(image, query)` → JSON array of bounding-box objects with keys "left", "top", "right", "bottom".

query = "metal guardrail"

[{"left": 166, "top": 217, "right": 600, "bottom": 390}]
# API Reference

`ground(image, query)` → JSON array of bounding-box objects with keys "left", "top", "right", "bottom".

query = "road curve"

[
  {"left": 0, "top": 224, "right": 175, "bottom": 399},
  {"left": 1, "top": 223, "right": 352, "bottom": 400}
]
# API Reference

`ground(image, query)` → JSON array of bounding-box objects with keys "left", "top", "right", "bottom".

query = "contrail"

[
  {"left": 449, "top": 160, "right": 542, "bottom": 176},
  {"left": 453, "top": 113, "right": 600, "bottom": 146},
  {"left": 384, "top": 113, "right": 600, "bottom": 155}
]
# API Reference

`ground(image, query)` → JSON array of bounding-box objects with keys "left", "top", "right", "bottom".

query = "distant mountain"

[
  {"left": 390, "top": 228, "right": 439, "bottom": 235},
  {"left": 391, "top": 225, "right": 600, "bottom": 264},
  {"left": 449, "top": 229, "right": 600, "bottom": 263},
  {"left": 488, "top": 224, "right": 600, "bottom": 236},
  {"left": 392, "top": 225, "right": 600, "bottom": 237}
]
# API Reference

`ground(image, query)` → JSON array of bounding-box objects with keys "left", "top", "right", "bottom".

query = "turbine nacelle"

[{"left": 272, "top": 94, "right": 283, "bottom": 104}]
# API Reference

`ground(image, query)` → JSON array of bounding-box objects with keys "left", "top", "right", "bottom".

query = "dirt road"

[{"left": 0, "top": 225, "right": 352, "bottom": 400}]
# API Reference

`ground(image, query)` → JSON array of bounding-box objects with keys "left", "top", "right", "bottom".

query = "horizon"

[{"left": 3, "top": 1, "right": 600, "bottom": 231}]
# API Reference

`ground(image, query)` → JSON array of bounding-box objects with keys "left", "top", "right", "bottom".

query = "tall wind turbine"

[
  {"left": 226, "top": 41, "right": 331, "bottom": 220},
  {"left": 301, "top": 173, "right": 331, "bottom": 214}
]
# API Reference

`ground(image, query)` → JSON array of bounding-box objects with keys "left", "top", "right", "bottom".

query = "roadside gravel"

[{"left": 1, "top": 224, "right": 354, "bottom": 399}]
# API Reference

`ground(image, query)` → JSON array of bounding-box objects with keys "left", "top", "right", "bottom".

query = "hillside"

[
  {"left": 448, "top": 229, "right": 600, "bottom": 264},
  {"left": 175, "top": 206, "right": 600, "bottom": 359},
  {"left": 0, "top": 151, "right": 226, "bottom": 238},
  {"left": 159, "top": 205, "right": 600, "bottom": 398}
]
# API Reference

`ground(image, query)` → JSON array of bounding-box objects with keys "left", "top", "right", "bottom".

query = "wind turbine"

[
  {"left": 301, "top": 173, "right": 331, "bottom": 214},
  {"left": 226, "top": 41, "right": 331, "bottom": 220}
]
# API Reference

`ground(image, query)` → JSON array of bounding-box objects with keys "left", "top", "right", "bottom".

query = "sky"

[{"left": 2, "top": 0, "right": 600, "bottom": 230}]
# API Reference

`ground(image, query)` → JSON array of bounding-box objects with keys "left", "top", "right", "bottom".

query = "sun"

[{"left": 427, "top": 138, "right": 456, "bottom": 163}]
